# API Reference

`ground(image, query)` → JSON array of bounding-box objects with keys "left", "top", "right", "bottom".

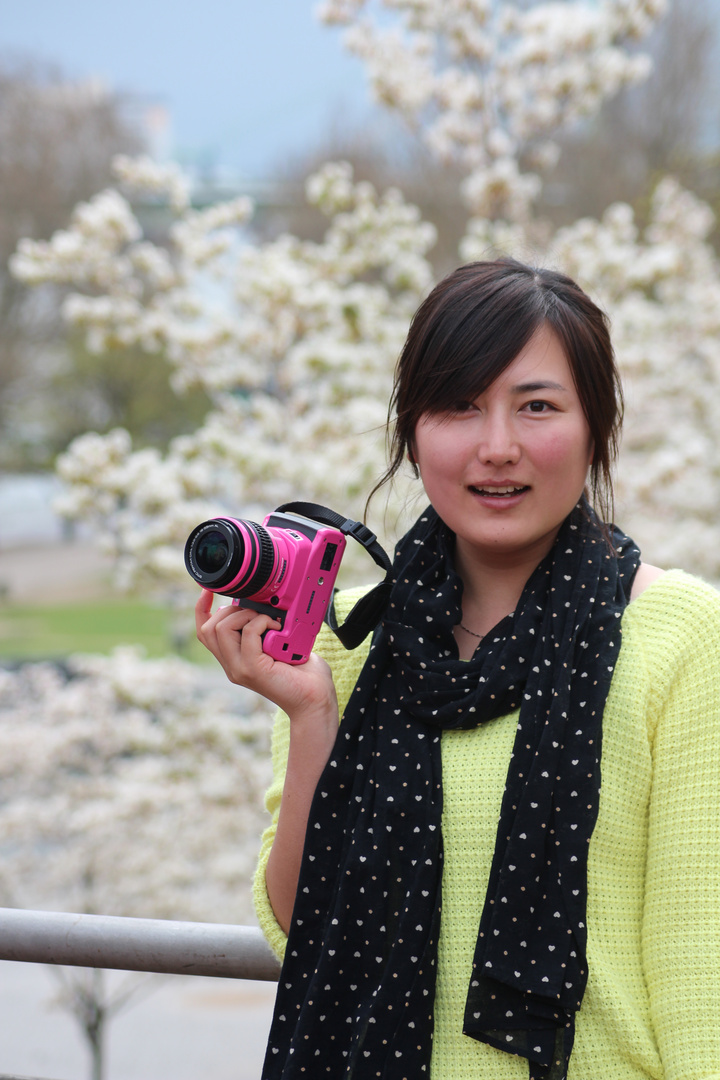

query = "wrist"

[{"left": 288, "top": 697, "right": 339, "bottom": 747}]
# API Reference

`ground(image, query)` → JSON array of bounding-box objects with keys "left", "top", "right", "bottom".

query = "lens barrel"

[{"left": 184, "top": 517, "right": 277, "bottom": 598}]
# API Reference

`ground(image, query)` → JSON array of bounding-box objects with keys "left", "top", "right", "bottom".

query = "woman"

[{"left": 196, "top": 259, "right": 720, "bottom": 1080}]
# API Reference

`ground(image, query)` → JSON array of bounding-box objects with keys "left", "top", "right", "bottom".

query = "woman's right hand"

[{"left": 194, "top": 589, "right": 339, "bottom": 725}]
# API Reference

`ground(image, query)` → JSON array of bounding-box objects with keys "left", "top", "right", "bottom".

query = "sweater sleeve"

[
  {"left": 252, "top": 587, "right": 373, "bottom": 958},
  {"left": 252, "top": 701, "right": 292, "bottom": 959},
  {"left": 641, "top": 576, "right": 720, "bottom": 1080}
]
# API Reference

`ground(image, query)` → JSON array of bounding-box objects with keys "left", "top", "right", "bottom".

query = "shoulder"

[
  {"left": 629, "top": 562, "right": 665, "bottom": 601},
  {"left": 626, "top": 567, "right": 720, "bottom": 621},
  {"left": 615, "top": 570, "right": 720, "bottom": 746},
  {"left": 622, "top": 567, "right": 720, "bottom": 668}
]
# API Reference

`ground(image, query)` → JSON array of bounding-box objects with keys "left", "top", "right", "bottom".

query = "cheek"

[
  {"left": 533, "top": 428, "right": 593, "bottom": 478},
  {"left": 413, "top": 423, "right": 463, "bottom": 475}
]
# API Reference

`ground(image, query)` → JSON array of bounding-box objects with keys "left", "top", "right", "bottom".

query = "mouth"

[{"left": 469, "top": 484, "right": 530, "bottom": 498}]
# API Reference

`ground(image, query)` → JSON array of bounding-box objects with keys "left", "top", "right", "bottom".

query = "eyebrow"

[{"left": 511, "top": 380, "right": 568, "bottom": 393}]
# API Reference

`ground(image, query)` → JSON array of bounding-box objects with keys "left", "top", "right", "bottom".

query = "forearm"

[
  {"left": 254, "top": 599, "right": 373, "bottom": 943},
  {"left": 265, "top": 705, "right": 339, "bottom": 934}
]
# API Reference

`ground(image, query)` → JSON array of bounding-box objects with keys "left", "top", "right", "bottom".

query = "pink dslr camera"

[{"left": 185, "top": 509, "right": 347, "bottom": 665}]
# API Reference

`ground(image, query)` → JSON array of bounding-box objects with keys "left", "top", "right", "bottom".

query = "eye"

[
  {"left": 449, "top": 400, "right": 477, "bottom": 414},
  {"left": 523, "top": 400, "right": 556, "bottom": 414}
]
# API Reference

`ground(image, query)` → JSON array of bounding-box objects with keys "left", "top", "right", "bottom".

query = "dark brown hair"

[{"left": 367, "top": 258, "right": 623, "bottom": 522}]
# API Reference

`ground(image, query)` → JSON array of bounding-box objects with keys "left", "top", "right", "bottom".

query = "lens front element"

[{"left": 195, "top": 529, "right": 230, "bottom": 574}]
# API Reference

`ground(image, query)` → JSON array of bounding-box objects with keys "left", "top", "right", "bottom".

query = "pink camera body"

[{"left": 184, "top": 510, "right": 347, "bottom": 665}]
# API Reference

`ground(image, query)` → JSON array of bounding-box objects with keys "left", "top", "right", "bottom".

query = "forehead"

[{"left": 489, "top": 325, "right": 574, "bottom": 393}]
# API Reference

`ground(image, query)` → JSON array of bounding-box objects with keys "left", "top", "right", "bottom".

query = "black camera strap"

[{"left": 275, "top": 501, "right": 393, "bottom": 650}]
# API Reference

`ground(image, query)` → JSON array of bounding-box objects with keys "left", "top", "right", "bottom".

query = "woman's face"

[{"left": 412, "top": 324, "right": 594, "bottom": 575}]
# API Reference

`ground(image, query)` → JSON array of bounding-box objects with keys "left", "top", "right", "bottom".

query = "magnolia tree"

[
  {"left": 319, "top": 0, "right": 720, "bottom": 575},
  {"left": 13, "top": 0, "right": 720, "bottom": 583},
  {"left": 12, "top": 159, "right": 436, "bottom": 591},
  {"left": 0, "top": 649, "right": 272, "bottom": 1077},
  {"left": 0, "top": 651, "right": 271, "bottom": 920}
]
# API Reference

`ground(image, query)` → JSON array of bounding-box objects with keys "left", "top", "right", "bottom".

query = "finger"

[
  {"left": 215, "top": 610, "right": 281, "bottom": 655},
  {"left": 214, "top": 611, "right": 282, "bottom": 673},
  {"left": 195, "top": 592, "right": 249, "bottom": 649},
  {"left": 197, "top": 607, "right": 249, "bottom": 656},
  {"left": 195, "top": 589, "right": 216, "bottom": 637},
  {"left": 224, "top": 611, "right": 281, "bottom": 646},
  {"left": 196, "top": 588, "right": 214, "bottom": 614},
  {"left": 210, "top": 604, "right": 260, "bottom": 633}
]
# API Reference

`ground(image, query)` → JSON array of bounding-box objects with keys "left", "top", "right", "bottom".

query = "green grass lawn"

[{"left": 0, "top": 597, "right": 210, "bottom": 663}]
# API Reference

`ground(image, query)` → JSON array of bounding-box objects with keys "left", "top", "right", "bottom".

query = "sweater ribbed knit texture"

[{"left": 253, "top": 569, "right": 720, "bottom": 1080}]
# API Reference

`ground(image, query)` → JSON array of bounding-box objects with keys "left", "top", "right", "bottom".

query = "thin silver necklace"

[{"left": 459, "top": 623, "right": 483, "bottom": 639}]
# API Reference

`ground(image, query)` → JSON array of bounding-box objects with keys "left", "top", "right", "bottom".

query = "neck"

[{"left": 454, "top": 535, "right": 558, "bottom": 643}]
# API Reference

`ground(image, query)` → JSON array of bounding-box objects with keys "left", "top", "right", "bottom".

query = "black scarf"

[{"left": 262, "top": 501, "right": 640, "bottom": 1080}]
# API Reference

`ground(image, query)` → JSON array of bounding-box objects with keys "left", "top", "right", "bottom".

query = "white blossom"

[
  {"left": 113, "top": 153, "right": 191, "bottom": 213},
  {"left": 0, "top": 651, "right": 272, "bottom": 922},
  {"left": 319, "top": 0, "right": 668, "bottom": 221},
  {"left": 12, "top": 161, "right": 434, "bottom": 588}
]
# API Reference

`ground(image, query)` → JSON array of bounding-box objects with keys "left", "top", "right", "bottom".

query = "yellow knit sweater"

[{"left": 253, "top": 569, "right": 720, "bottom": 1080}]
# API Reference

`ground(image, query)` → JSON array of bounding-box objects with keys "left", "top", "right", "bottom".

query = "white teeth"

[{"left": 474, "top": 485, "right": 525, "bottom": 495}]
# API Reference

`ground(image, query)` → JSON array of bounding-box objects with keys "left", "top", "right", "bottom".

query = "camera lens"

[
  {"left": 195, "top": 529, "right": 229, "bottom": 574},
  {"left": 185, "top": 517, "right": 277, "bottom": 598}
]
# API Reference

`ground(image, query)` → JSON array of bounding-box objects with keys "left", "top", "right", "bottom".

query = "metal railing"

[{"left": 0, "top": 906, "right": 281, "bottom": 981}]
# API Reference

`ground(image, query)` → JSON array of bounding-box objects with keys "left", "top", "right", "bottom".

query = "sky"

[{"left": 0, "top": 0, "right": 374, "bottom": 178}]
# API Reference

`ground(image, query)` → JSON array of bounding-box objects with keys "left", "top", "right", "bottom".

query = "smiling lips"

[{"left": 470, "top": 484, "right": 530, "bottom": 497}]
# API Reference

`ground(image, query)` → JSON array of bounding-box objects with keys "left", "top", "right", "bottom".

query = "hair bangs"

[{"left": 400, "top": 289, "right": 545, "bottom": 420}]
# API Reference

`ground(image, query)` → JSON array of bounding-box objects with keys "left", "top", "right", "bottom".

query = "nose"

[{"left": 476, "top": 411, "right": 521, "bottom": 465}]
